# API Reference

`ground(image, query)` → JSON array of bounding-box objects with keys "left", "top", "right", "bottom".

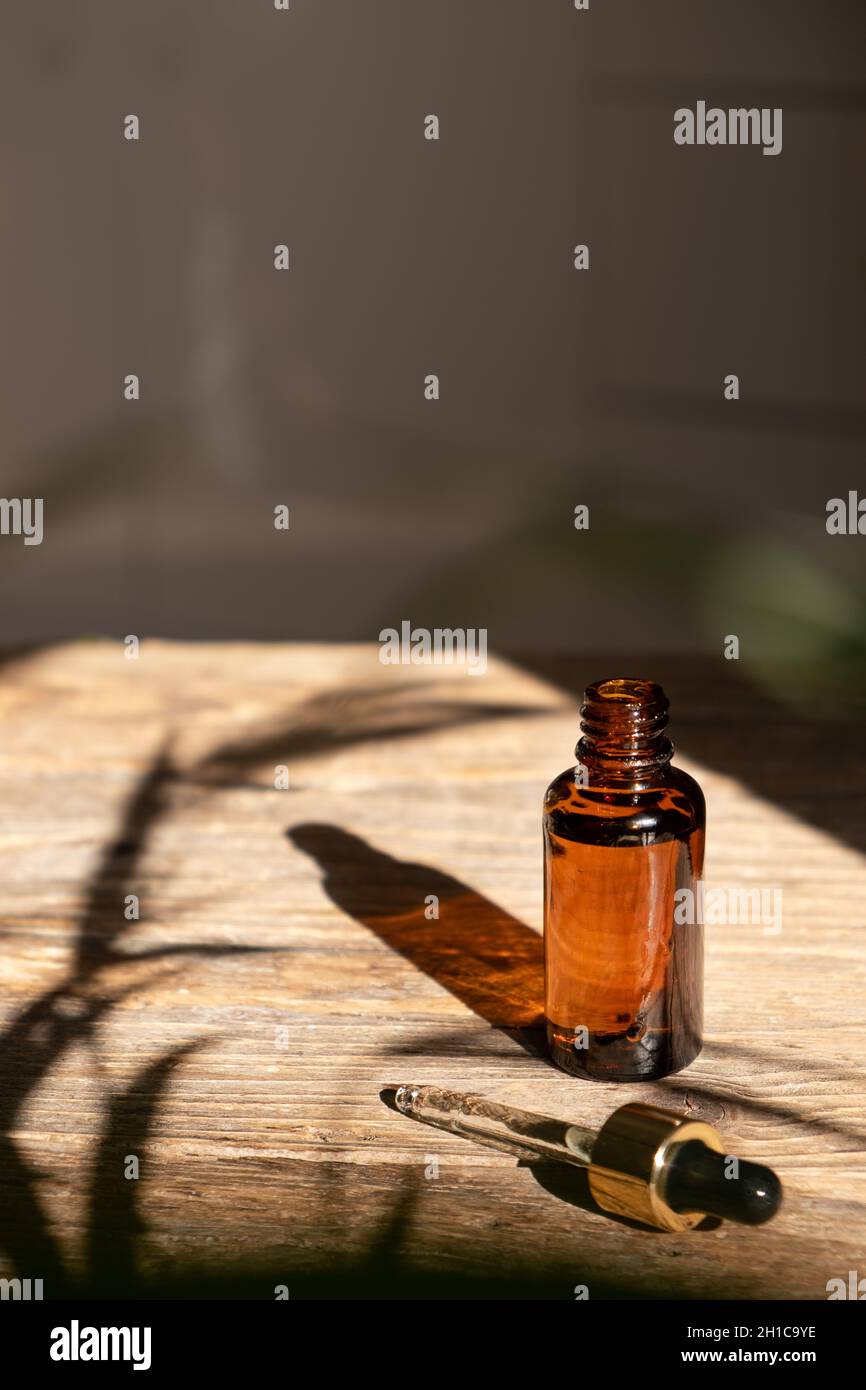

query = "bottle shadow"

[{"left": 288, "top": 823, "right": 546, "bottom": 1049}]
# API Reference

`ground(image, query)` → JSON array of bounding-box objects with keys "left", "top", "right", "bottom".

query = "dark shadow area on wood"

[{"left": 53, "top": 1260, "right": 653, "bottom": 1301}]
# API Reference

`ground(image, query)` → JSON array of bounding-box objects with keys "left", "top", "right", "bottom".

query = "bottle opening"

[{"left": 593, "top": 677, "right": 664, "bottom": 705}]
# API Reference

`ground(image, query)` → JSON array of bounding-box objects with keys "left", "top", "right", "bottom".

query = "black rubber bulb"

[{"left": 666, "top": 1140, "right": 783, "bottom": 1225}]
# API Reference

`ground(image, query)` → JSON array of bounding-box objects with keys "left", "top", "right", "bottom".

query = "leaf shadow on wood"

[
  {"left": 84, "top": 1041, "right": 207, "bottom": 1293},
  {"left": 189, "top": 682, "right": 553, "bottom": 789},
  {"left": 662, "top": 1066, "right": 866, "bottom": 1151},
  {"left": 0, "top": 743, "right": 285, "bottom": 1294}
]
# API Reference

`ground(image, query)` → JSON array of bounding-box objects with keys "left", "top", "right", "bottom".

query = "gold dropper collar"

[{"left": 587, "top": 1101, "right": 725, "bottom": 1231}]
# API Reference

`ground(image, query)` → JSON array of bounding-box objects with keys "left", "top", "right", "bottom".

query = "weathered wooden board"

[{"left": 0, "top": 641, "right": 864, "bottom": 1298}]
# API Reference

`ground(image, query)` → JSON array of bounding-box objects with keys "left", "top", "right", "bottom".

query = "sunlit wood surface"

[{"left": 1, "top": 641, "right": 864, "bottom": 1299}]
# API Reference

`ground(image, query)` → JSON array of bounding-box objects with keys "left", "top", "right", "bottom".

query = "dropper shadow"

[
  {"left": 289, "top": 824, "right": 545, "bottom": 1048},
  {"left": 525, "top": 1163, "right": 720, "bottom": 1234}
]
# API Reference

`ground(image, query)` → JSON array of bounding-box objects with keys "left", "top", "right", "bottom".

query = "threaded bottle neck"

[{"left": 576, "top": 677, "right": 673, "bottom": 782}]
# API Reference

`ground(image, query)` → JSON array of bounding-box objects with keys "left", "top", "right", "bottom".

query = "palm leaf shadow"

[
  {"left": 189, "top": 682, "right": 552, "bottom": 787},
  {"left": 0, "top": 737, "right": 275, "bottom": 1290},
  {"left": 85, "top": 1041, "right": 206, "bottom": 1291}
]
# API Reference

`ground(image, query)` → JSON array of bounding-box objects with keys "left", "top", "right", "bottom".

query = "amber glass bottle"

[{"left": 543, "top": 678, "right": 704, "bottom": 1082}]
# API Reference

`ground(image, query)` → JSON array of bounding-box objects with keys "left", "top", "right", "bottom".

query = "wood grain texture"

[{"left": 0, "top": 640, "right": 864, "bottom": 1299}]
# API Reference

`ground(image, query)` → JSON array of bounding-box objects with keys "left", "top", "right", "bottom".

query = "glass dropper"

[{"left": 391, "top": 1083, "right": 782, "bottom": 1233}]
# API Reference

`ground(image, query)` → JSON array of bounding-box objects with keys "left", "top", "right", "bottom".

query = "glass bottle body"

[{"left": 543, "top": 682, "right": 704, "bottom": 1082}]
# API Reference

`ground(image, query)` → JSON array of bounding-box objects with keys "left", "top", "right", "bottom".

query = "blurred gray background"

[{"left": 2, "top": 0, "right": 865, "bottom": 687}]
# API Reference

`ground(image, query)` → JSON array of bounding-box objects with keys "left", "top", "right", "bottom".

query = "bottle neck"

[{"left": 576, "top": 678, "right": 673, "bottom": 786}]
